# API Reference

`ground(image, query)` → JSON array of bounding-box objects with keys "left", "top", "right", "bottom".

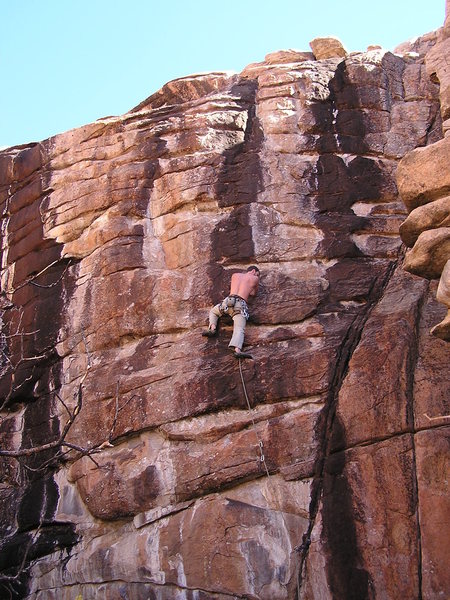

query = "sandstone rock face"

[
  {"left": 397, "top": 0, "right": 450, "bottom": 340},
  {"left": 0, "top": 18, "right": 449, "bottom": 600}
]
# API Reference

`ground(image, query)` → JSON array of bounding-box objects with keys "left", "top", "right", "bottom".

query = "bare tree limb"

[
  {"left": 3, "top": 259, "right": 72, "bottom": 295},
  {"left": 0, "top": 369, "right": 88, "bottom": 459},
  {"left": 423, "top": 412, "right": 450, "bottom": 421}
]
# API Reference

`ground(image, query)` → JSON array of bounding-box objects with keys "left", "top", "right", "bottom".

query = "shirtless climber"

[{"left": 202, "top": 266, "right": 260, "bottom": 359}]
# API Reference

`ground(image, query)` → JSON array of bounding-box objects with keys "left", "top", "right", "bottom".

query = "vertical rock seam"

[{"left": 297, "top": 259, "right": 397, "bottom": 598}]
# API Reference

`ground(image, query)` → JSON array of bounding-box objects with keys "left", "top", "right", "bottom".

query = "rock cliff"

[{"left": 0, "top": 8, "right": 449, "bottom": 600}]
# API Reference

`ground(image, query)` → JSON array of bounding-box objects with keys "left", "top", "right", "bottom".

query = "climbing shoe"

[
  {"left": 202, "top": 329, "right": 217, "bottom": 337},
  {"left": 233, "top": 350, "right": 253, "bottom": 360}
]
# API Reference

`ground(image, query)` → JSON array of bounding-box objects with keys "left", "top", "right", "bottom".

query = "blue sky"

[{"left": 1, "top": 0, "right": 445, "bottom": 148}]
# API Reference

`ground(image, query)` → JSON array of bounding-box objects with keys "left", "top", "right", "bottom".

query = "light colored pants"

[{"left": 209, "top": 298, "right": 248, "bottom": 350}]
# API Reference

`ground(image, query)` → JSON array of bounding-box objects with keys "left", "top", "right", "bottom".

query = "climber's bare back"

[{"left": 229, "top": 270, "right": 260, "bottom": 302}]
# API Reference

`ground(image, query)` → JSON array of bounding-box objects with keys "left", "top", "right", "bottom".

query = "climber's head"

[{"left": 247, "top": 265, "right": 260, "bottom": 277}]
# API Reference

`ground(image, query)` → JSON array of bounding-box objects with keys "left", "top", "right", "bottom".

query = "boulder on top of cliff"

[{"left": 309, "top": 36, "right": 347, "bottom": 59}]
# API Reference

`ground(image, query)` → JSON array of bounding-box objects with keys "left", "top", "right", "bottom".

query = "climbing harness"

[
  {"left": 220, "top": 295, "right": 250, "bottom": 320},
  {"left": 238, "top": 358, "right": 270, "bottom": 478}
]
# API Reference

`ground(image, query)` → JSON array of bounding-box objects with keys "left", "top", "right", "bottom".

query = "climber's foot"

[
  {"left": 202, "top": 328, "right": 217, "bottom": 337},
  {"left": 232, "top": 350, "right": 253, "bottom": 360}
]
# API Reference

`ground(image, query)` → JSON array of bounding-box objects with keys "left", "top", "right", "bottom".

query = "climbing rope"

[
  {"left": 238, "top": 358, "right": 296, "bottom": 570},
  {"left": 238, "top": 358, "right": 271, "bottom": 478}
]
